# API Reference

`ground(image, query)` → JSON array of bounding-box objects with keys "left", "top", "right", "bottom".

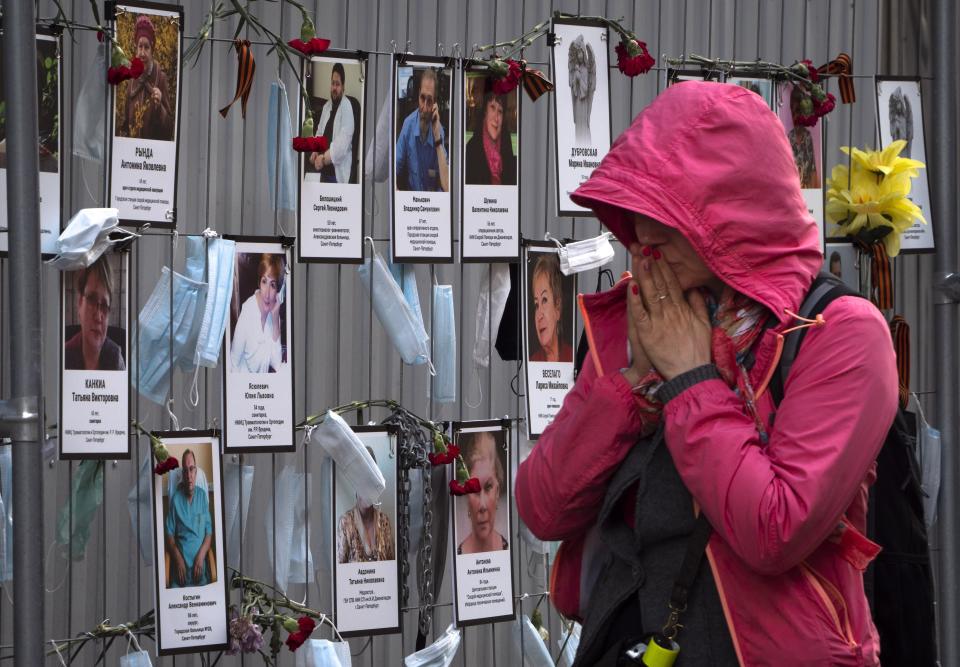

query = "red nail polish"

[
  {"left": 641, "top": 246, "right": 652, "bottom": 257},
  {"left": 652, "top": 249, "right": 662, "bottom": 260},
  {"left": 632, "top": 284, "right": 639, "bottom": 296}
]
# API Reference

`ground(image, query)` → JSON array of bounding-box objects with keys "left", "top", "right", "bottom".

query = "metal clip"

[
  {"left": 0, "top": 396, "right": 42, "bottom": 442},
  {"left": 164, "top": 209, "right": 175, "bottom": 222}
]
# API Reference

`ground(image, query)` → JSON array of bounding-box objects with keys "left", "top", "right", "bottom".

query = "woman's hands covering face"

[{"left": 627, "top": 245, "right": 712, "bottom": 382}]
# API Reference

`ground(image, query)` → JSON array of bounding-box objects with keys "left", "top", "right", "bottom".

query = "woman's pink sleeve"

[
  {"left": 663, "top": 297, "right": 898, "bottom": 574},
  {"left": 515, "top": 355, "right": 647, "bottom": 541}
]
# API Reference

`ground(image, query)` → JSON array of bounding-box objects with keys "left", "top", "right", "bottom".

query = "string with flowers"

[
  {"left": 665, "top": 53, "right": 851, "bottom": 126},
  {"left": 469, "top": 11, "right": 656, "bottom": 98}
]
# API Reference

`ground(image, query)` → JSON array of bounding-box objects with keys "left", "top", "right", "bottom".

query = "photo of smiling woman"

[
  {"left": 464, "top": 75, "right": 517, "bottom": 186},
  {"left": 230, "top": 252, "right": 287, "bottom": 373},
  {"left": 455, "top": 429, "right": 509, "bottom": 555},
  {"left": 527, "top": 252, "right": 574, "bottom": 363}
]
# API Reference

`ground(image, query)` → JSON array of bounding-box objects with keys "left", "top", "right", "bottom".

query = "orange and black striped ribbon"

[
  {"left": 869, "top": 242, "right": 893, "bottom": 310},
  {"left": 890, "top": 315, "right": 910, "bottom": 408},
  {"left": 817, "top": 52, "right": 855, "bottom": 104},
  {"left": 219, "top": 39, "right": 256, "bottom": 119},
  {"left": 522, "top": 68, "right": 554, "bottom": 102}
]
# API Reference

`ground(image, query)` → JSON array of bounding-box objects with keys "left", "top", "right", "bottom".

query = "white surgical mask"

[
  {"left": 404, "top": 624, "right": 461, "bottom": 667},
  {"left": 73, "top": 44, "right": 106, "bottom": 163},
  {"left": 557, "top": 232, "right": 615, "bottom": 275},
  {"left": 47, "top": 208, "right": 137, "bottom": 271},
  {"left": 511, "top": 615, "right": 553, "bottom": 667},
  {"left": 265, "top": 463, "right": 314, "bottom": 594},
  {"left": 295, "top": 638, "right": 352, "bottom": 667},
  {"left": 473, "top": 264, "right": 511, "bottom": 369},
  {"left": 313, "top": 410, "right": 385, "bottom": 505}
]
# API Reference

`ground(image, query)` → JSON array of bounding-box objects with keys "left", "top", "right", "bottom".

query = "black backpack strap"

[{"left": 769, "top": 272, "right": 860, "bottom": 406}]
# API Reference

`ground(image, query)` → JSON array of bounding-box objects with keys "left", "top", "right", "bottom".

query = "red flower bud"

[
  {"left": 153, "top": 456, "right": 180, "bottom": 476},
  {"left": 615, "top": 40, "right": 655, "bottom": 77},
  {"left": 449, "top": 477, "right": 482, "bottom": 496},
  {"left": 297, "top": 616, "right": 316, "bottom": 635},
  {"left": 291, "top": 136, "right": 330, "bottom": 153},
  {"left": 287, "top": 37, "right": 330, "bottom": 56},
  {"left": 285, "top": 631, "right": 306, "bottom": 652},
  {"left": 491, "top": 59, "right": 523, "bottom": 95}
]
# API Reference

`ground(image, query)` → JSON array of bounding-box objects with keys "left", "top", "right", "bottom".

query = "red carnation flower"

[
  {"left": 814, "top": 91, "right": 836, "bottom": 117},
  {"left": 449, "top": 477, "right": 481, "bottom": 496},
  {"left": 285, "top": 631, "right": 306, "bottom": 652},
  {"left": 288, "top": 37, "right": 331, "bottom": 56},
  {"left": 291, "top": 136, "right": 330, "bottom": 153},
  {"left": 491, "top": 59, "right": 523, "bottom": 95},
  {"left": 297, "top": 617, "right": 316, "bottom": 635},
  {"left": 428, "top": 444, "right": 460, "bottom": 466},
  {"left": 802, "top": 59, "right": 819, "bottom": 83},
  {"left": 107, "top": 57, "right": 145, "bottom": 86},
  {"left": 615, "top": 39, "right": 655, "bottom": 77},
  {"left": 153, "top": 456, "right": 179, "bottom": 476}
]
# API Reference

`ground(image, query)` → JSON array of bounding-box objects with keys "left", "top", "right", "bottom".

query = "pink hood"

[{"left": 571, "top": 80, "right": 822, "bottom": 325}]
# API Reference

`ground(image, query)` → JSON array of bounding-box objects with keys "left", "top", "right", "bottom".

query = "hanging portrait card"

[
  {"left": 391, "top": 55, "right": 455, "bottom": 263},
  {"left": 823, "top": 243, "right": 860, "bottom": 293},
  {"left": 451, "top": 420, "right": 515, "bottom": 626},
  {"left": 0, "top": 29, "right": 62, "bottom": 256},
  {"left": 727, "top": 75, "right": 776, "bottom": 110},
  {"left": 332, "top": 426, "right": 401, "bottom": 637},
  {"left": 222, "top": 237, "right": 296, "bottom": 453},
  {"left": 59, "top": 248, "right": 131, "bottom": 459},
  {"left": 667, "top": 68, "right": 725, "bottom": 84},
  {"left": 151, "top": 431, "right": 229, "bottom": 656},
  {"left": 522, "top": 242, "right": 577, "bottom": 439},
  {"left": 875, "top": 76, "right": 934, "bottom": 253},
  {"left": 778, "top": 83, "right": 825, "bottom": 250},
  {"left": 108, "top": 1, "right": 183, "bottom": 228},
  {"left": 297, "top": 50, "right": 367, "bottom": 263},
  {"left": 551, "top": 17, "right": 612, "bottom": 217},
  {"left": 460, "top": 63, "right": 521, "bottom": 262}
]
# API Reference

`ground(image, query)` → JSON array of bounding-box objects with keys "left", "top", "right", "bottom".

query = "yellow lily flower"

[
  {"left": 840, "top": 141, "right": 925, "bottom": 178},
  {"left": 825, "top": 154, "right": 926, "bottom": 257}
]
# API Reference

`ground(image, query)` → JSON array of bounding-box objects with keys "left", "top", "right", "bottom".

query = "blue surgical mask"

[
  {"left": 46, "top": 208, "right": 137, "bottom": 271},
  {"left": 0, "top": 445, "right": 12, "bottom": 582},
  {"left": 267, "top": 81, "right": 297, "bottom": 212},
  {"left": 120, "top": 651, "right": 153, "bottom": 667},
  {"left": 179, "top": 234, "right": 236, "bottom": 370},
  {"left": 295, "top": 639, "right": 351, "bottom": 667},
  {"left": 72, "top": 44, "right": 106, "bottom": 163},
  {"left": 265, "top": 463, "right": 314, "bottom": 594},
  {"left": 126, "top": 452, "right": 154, "bottom": 564},
  {"left": 358, "top": 244, "right": 432, "bottom": 370},
  {"left": 56, "top": 460, "right": 105, "bottom": 561},
  {"left": 224, "top": 458, "right": 254, "bottom": 570},
  {"left": 131, "top": 267, "right": 209, "bottom": 405},
  {"left": 389, "top": 262, "right": 426, "bottom": 330},
  {"left": 431, "top": 285, "right": 456, "bottom": 403}
]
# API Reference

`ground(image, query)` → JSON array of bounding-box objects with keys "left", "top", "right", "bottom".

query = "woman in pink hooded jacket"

[{"left": 515, "top": 81, "right": 898, "bottom": 665}]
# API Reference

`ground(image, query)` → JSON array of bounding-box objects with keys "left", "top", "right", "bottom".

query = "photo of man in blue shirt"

[
  {"left": 395, "top": 68, "right": 450, "bottom": 192},
  {"left": 164, "top": 449, "right": 214, "bottom": 588}
]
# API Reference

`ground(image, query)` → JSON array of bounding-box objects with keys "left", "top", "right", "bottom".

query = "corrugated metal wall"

[{"left": 1, "top": 0, "right": 957, "bottom": 664}]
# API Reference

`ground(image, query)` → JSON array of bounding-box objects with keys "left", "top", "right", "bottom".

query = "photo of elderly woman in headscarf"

[
  {"left": 464, "top": 74, "right": 517, "bottom": 186},
  {"left": 64, "top": 255, "right": 126, "bottom": 371},
  {"left": 230, "top": 253, "right": 287, "bottom": 373},
  {"left": 115, "top": 13, "right": 176, "bottom": 141},
  {"left": 336, "top": 446, "right": 396, "bottom": 564},
  {"left": 527, "top": 252, "right": 574, "bottom": 363},
  {"left": 456, "top": 430, "right": 509, "bottom": 556}
]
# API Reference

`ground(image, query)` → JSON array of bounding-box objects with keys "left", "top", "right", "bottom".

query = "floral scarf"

[{"left": 632, "top": 287, "right": 770, "bottom": 435}]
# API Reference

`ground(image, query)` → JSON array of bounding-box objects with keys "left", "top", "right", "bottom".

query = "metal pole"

[
  {"left": 932, "top": 0, "right": 959, "bottom": 664},
  {"left": 2, "top": 0, "right": 45, "bottom": 664}
]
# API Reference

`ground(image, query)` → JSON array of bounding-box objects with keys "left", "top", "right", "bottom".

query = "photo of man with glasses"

[
  {"left": 395, "top": 67, "right": 450, "bottom": 192},
  {"left": 64, "top": 256, "right": 126, "bottom": 371}
]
